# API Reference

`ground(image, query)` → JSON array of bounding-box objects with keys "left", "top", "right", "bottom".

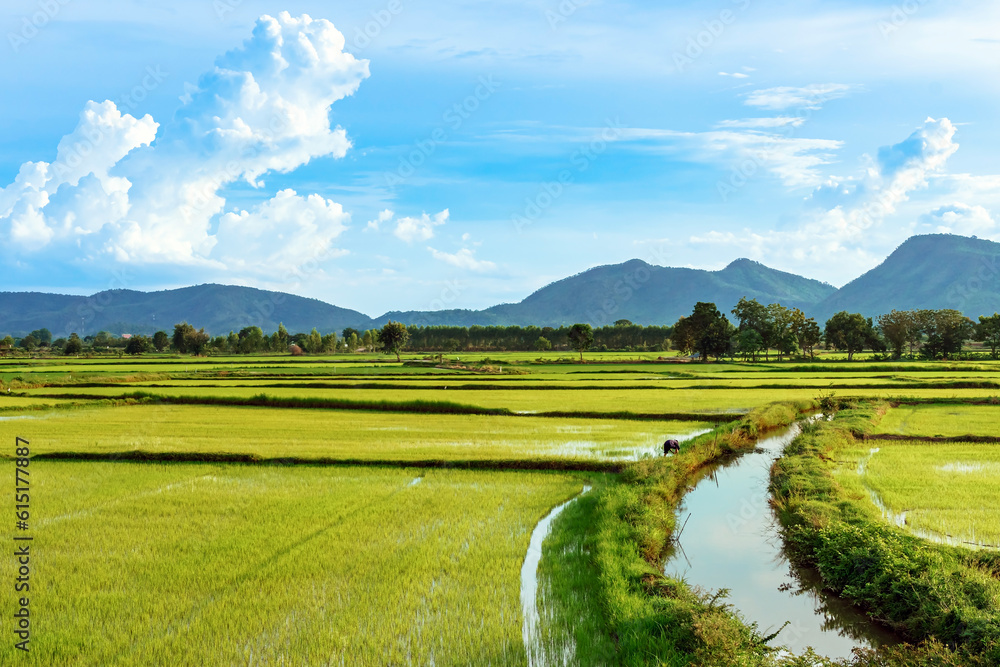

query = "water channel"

[{"left": 663, "top": 419, "right": 901, "bottom": 660}]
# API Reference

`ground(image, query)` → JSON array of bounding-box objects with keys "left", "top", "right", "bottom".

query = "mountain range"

[{"left": 2, "top": 234, "right": 998, "bottom": 337}]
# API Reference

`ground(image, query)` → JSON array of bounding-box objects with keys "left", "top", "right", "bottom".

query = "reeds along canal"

[{"left": 663, "top": 419, "right": 901, "bottom": 661}]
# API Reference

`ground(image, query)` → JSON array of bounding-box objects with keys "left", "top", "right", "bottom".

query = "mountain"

[
  {"left": 0, "top": 284, "right": 374, "bottom": 339},
  {"left": 380, "top": 258, "right": 836, "bottom": 327},
  {"left": 5, "top": 233, "right": 999, "bottom": 338},
  {"left": 812, "top": 234, "right": 1000, "bottom": 320}
]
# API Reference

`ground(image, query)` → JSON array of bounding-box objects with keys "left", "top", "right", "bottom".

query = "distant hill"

[
  {"left": 381, "top": 258, "right": 836, "bottom": 327},
  {"left": 5, "top": 233, "right": 1000, "bottom": 338},
  {"left": 0, "top": 284, "right": 374, "bottom": 338},
  {"left": 812, "top": 234, "right": 1000, "bottom": 320}
]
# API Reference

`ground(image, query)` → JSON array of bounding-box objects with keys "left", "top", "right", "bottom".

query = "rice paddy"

[{"left": 2, "top": 352, "right": 1000, "bottom": 664}]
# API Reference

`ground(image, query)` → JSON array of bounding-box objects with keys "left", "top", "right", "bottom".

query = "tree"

[
  {"left": 172, "top": 322, "right": 209, "bottom": 355},
  {"left": 347, "top": 332, "right": 360, "bottom": 352},
  {"left": 674, "top": 302, "right": 733, "bottom": 362},
  {"left": 362, "top": 330, "right": 374, "bottom": 351},
  {"left": 975, "top": 313, "right": 1000, "bottom": 359},
  {"left": 19, "top": 335, "right": 38, "bottom": 352},
  {"left": 732, "top": 297, "right": 776, "bottom": 361},
  {"left": 125, "top": 335, "right": 152, "bottom": 355},
  {"left": 614, "top": 319, "right": 634, "bottom": 327},
  {"left": 567, "top": 323, "right": 594, "bottom": 361},
  {"left": 877, "top": 310, "right": 917, "bottom": 360},
  {"left": 342, "top": 327, "right": 360, "bottom": 342},
  {"left": 152, "top": 331, "right": 170, "bottom": 352},
  {"left": 275, "top": 323, "right": 289, "bottom": 350},
  {"left": 535, "top": 336, "right": 552, "bottom": 352},
  {"left": 790, "top": 309, "right": 821, "bottom": 359},
  {"left": 64, "top": 333, "right": 83, "bottom": 356},
  {"left": 920, "top": 309, "right": 973, "bottom": 360},
  {"left": 0, "top": 336, "right": 14, "bottom": 354},
  {"left": 824, "top": 311, "right": 873, "bottom": 361},
  {"left": 735, "top": 329, "right": 764, "bottom": 361},
  {"left": 377, "top": 321, "right": 409, "bottom": 362},
  {"left": 767, "top": 303, "right": 798, "bottom": 360},
  {"left": 28, "top": 328, "right": 52, "bottom": 346},
  {"left": 304, "top": 328, "right": 323, "bottom": 354},
  {"left": 237, "top": 326, "right": 264, "bottom": 354}
]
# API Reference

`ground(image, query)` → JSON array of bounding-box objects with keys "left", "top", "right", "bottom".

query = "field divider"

[
  {"left": 19, "top": 391, "right": 740, "bottom": 423},
  {"left": 863, "top": 433, "right": 1000, "bottom": 443},
  {"left": 20, "top": 451, "right": 622, "bottom": 473}
]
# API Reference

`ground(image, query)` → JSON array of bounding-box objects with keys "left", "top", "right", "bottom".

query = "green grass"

[
  {"left": 771, "top": 406, "right": 1000, "bottom": 664},
  {"left": 874, "top": 404, "right": 1000, "bottom": 437},
  {"left": 1, "top": 403, "right": 712, "bottom": 463},
  {"left": 863, "top": 441, "right": 1000, "bottom": 546},
  {"left": 0, "top": 462, "right": 584, "bottom": 666}
]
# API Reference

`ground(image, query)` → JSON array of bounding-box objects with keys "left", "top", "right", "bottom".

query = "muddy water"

[{"left": 664, "top": 421, "right": 901, "bottom": 660}]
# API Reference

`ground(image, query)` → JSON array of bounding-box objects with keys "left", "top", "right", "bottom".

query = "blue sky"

[{"left": 2, "top": 0, "right": 999, "bottom": 316}]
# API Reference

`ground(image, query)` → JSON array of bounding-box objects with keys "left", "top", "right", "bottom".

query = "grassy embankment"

[
  {"left": 770, "top": 401, "right": 1000, "bottom": 666},
  {"left": 584, "top": 399, "right": 818, "bottom": 666}
]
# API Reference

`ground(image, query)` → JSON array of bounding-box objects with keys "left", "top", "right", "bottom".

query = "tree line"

[
  {"left": 670, "top": 298, "right": 1000, "bottom": 361},
  {"left": 3, "top": 305, "right": 1000, "bottom": 361}
]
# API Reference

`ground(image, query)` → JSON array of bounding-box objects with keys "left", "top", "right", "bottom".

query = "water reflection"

[{"left": 663, "top": 420, "right": 901, "bottom": 660}]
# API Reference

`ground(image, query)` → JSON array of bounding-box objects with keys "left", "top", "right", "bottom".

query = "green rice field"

[{"left": 2, "top": 352, "right": 1000, "bottom": 664}]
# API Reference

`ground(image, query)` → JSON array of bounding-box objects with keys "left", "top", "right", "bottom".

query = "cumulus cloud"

[
  {"left": 688, "top": 118, "right": 965, "bottom": 283},
  {"left": 214, "top": 189, "right": 350, "bottom": 274},
  {"left": 0, "top": 12, "right": 369, "bottom": 274},
  {"left": 427, "top": 246, "right": 497, "bottom": 272},
  {"left": 365, "top": 209, "right": 394, "bottom": 232},
  {"left": 919, "top": 203, "right": 997, "bottom": 238},
  {"left": 807, "top": 117, "right": 959, "bottom": 236},
  {"left": 394, "top": 209, "right": 449, "bottom": 243},
  {"left": 744, "top": 83, "right": 856, "bottom": 110}
]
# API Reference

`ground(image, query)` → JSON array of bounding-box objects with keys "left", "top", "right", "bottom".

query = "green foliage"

[
  {"left": 377, "top": 320, "right": 409, "bottom": 361},
  {"left": 567, "top": 323, "right": 594, "bottom": 361},
  {"left": 152, "top": 330, "right": 169, "bottom": 352},
  {"left": 172, "top": 322, "right": 210, "bottom": 355},
  {"left": 771, "top": 407, "right": 1000, "bottom": 661},
  {"left": 64, "top": 333, "right": 83, "bottom": 355},
  {"left": 825, "top": 311, "right": 880, "bottom": 361},
  {"left": 674, "top": 301, "right": 733, "bottom": 361},
  {"left": 974, "top": 313, "right": 1000, "bottom": 359},
  {"left": 124, "top": 335, "right": 152, "bottom": 356}
]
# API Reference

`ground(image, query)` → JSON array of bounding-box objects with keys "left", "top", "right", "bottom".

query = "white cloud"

[
  {"left": 718, "top": 71, "right": 750, "bottom": 79},
  {"left": 365, "top": 209, "right": 394, "bottom": 232},
  {"left": 616, "top": 127, "right": 841, "bottom": 188},
  {"left": 0, "top": 12, "right": 369, "bottom": 273},
  {"left": 744, "top": 83, "right": 856, "bottom": 110},
  {"left": 919, "top": 203, "right": 997, "bottom": 238},
  {"left": 427, "top": 246, "right": 497, "bottom": 272},
  {"left": 808, "top": 117, "right": 959, "bottom": 234},
  {"left": 688, "top": 118, "right": 965, "bottom": 285},
  {"left": 394, "top": 209, "right": 449, "bottom": 243},
  {"left": 715, "top": 117, "right": 806, "bottom": 129},
  {"left": 214, "top": 188, "right": 350, "bottom": 275}
]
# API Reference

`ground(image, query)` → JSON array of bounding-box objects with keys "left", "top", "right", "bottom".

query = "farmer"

[{"left": 663, "top": 438, "right": 680, "bottom": 455}]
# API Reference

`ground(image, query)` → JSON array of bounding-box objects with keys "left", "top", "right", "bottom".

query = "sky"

[{"left": 2, "top": 0, "right": 999, "bottom": 317}]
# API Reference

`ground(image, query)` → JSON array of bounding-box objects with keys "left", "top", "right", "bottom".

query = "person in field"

[{"left": 663, "top": 439, "right": 680, "bottom": 455}]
